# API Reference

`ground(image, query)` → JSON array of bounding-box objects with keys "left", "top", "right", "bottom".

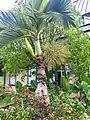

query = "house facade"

[{"left": 0, "top": 66, "right": 37, "bottom": 91}]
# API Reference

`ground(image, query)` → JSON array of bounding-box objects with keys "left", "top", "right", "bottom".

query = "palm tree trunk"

[
  {"left": 34, "top": 40, "right": 50, "bottom": 107},
  {"left": 25, "top": 38, "right": 50, "bottom": 107}
]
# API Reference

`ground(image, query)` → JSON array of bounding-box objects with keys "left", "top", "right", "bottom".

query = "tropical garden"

[{"left": 0, "top": 0, "right": 90, "bottom": 119}]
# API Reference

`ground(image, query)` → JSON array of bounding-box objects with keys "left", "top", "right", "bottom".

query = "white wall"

[{"left": 5, "top": 71, "right": 27, "bottom": 87}]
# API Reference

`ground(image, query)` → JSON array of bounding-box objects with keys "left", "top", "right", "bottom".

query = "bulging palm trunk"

[
  {"left": 25, "top": 38, "right": 50, "bottom": 107},
  {"left": 35, "top": 55, "right": 50, "bottom": 107},
  {"left": 34, "top": 40, "right": 50, "bottom": 107}
]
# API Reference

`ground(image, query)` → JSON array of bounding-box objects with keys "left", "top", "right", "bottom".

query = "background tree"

[
  {"left": 67, "top": 28, "right": 90, "bottom": 80},
  {"left": 0, "top": 40, "right": 68, "bottom": 75},
  {"left": 0, "top": 40, "right": 34, "bottom": 75},
  {"left": 0, "top": 0, "right": 75, "bottom": 107}
]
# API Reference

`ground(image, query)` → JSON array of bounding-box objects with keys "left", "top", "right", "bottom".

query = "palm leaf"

[
  {"left": 0, "top": 10, "right": 36, "bottom": 47},
  {"left": 39, "top": 0, "right": 48, "bottom": 12},
  {"left": 25, "top": 0, "right": 48, "bottom": 11},
  {"left": 0, "top": 27, "right": 5, "bottom": 32},
  {"left": 25, "top": 0, "right": 42, "bottom": 11},
  {"left": 32, "top": 0, "right": 42, "bottom": 10},
  {"left": 44, "top": 0, "right": 75, "bottom": 28},
  {"left": 45, "top": 0, "right": 70, "bottom": 12},
  {"left": 0, "top": 0, "right": 75, "bottom": 47},
  {"left": 0, "top": 11, "right": 31, "bottom": 30},
  {"left": 25, "top": 0, "right": 75, "bottom": 29},
  {"left": 0, "top": 28, "right": 25, "bottom": 47}
]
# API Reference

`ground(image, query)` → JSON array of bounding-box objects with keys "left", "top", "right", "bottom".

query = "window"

[
  {"left": 9, "top": 76, "right": 16, "bottom": 86},
  {"left": 27, "top": 67, "right": 36, "bottom": 85}
]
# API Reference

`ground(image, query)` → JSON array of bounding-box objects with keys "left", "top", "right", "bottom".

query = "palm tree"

[{"left": 0, "top": 0, "right": 75, "bottom": 107}]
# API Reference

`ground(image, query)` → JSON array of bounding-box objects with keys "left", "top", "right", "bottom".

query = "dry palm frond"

[{"left": 42, "top": 41, "right": 68, "bottom": 70}]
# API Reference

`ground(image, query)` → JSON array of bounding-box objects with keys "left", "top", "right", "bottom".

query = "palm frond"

[
  {"left": 25, "top": 0, "right": 42, "bottom": 11},
  {"left": 32, "top": 0, "right": 42, "bottom": 10},
  {"left": 0, "top": 27, "right": 5, "bottom": 32},
  {"left": 0, "top": 10, "right": 37, "bottom": 47},
  {"left": 44, "top": 0, "right": 76, "bottom": 28},
  {"left": 39, "top": 0, "right": 48, "bottom": 12},
  {"left": 45, "top": 0, "right": 70, "bottom": 13},
  {"left": 0, "top": 28, "right": 25, "bottom": 47},
  {"left": 0, "top": 11, "right": 31, "bottom": 30}
]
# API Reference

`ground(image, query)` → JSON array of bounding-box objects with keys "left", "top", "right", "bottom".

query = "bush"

[{"left": 0, "top": 82, "right": 89, "bottom": 120}]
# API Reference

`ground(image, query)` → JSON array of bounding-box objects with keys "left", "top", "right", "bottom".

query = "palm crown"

[{"left": 0, "top": 0, "right": 75, "bottom": 47}]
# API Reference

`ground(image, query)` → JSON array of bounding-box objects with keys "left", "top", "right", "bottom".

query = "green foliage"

[
  {"left": 0, "top": 0, "right": 75, "bottom": 74},
  {"left": 0, "top": 40, "right": 35, "bottom": 74},
  {"left": 69, "top": 84, "right": 79, "bottom": 92},
  {"left": 81, "top": 74, "right": 90, "bottom": 85},
  {"left": 16, "top": 81, "right": 23, "bottom": 93},
  {"left": 80, "top": 81, "right": 90, "bottom": 115},
  {"left": 31, "top": 80, "right": 38, "bottom": 89},
  {"left": 60, "top": 76, "right": 69, "bottom": 91},
  {"left": 0, "top": 82, "right": 89, "bottom": 120},
  {"left": 0, "top": 0, "right": 75, "bottom": 47},
  {"left": 0, "top": 92, "right": 13, "bottom": 107},
  {"left": 67, "top": 28, "right": 90, "bottom": 78},
  {"left": 81, "top": 81, "right": 90, "bottom": 101}
]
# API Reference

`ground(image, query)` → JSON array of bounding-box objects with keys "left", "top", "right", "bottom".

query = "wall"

[
  {"left": 0, "top": 68, "right": 37, "bottom": 91},
  {"left": 5, "top": 71, "right": 27, "bottom": 91}
]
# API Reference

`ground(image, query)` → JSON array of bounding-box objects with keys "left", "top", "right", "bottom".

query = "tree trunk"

[
  {"left": 25, "top": 38, "right": 50, "bottom": 119},
  {"left": 35, "top": 55, "right": 50, "bottom": 107},
  {"left": 33, "top": 40, "right": 50, "bottom": 107}
]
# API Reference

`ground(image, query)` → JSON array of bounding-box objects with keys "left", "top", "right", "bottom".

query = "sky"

[
  {"left": 0, "top": 0, "right": 15, "bottom": 10},
  {"left": 0, "top": 0, "right": 89, "bottom": 13}
]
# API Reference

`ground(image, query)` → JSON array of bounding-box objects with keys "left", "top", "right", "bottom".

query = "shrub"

[{"left": 0, "top": 82, "right": 89, "bottom": 120}]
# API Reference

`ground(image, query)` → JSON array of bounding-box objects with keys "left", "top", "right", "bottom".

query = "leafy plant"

[
  {"left": 0, "top": 81, "right": 88, "bottom": 120},
  {"left": 81, "top": 74, "right": 90, "bottom": 85},
  {"left": 67, "top": 28, "right": 90, "bottom": 79},
  {"left": 0, "top": 40, "right": 34, "bottom": 74},
  {"left": 0, "top": 0, "right": 75, "bottom": 107},
  {"left": 60, "top": 75, "right": 69, "bottom": 91},
  {"left": 81, "top": 81, "right": 90, "bottom": 101}
]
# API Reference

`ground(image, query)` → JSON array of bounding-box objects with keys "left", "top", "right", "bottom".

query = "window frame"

[{"left": 9, "top": 75, "right": 16, "bottom": 86}]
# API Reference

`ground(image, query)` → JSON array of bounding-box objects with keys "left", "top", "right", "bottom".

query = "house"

[{"left": 0, "top": 64, "right": 37, "bottom": 91}]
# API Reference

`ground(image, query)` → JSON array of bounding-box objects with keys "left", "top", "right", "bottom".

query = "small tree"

[
  {"left": 0, "top": 0, "right": 75, "bottom": 107},
  {"left": 67, "top": 28, "right": 90, "bottom": 80},
  {"left": 0, "top": 40, "right": 34, "bottom": 74}
]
